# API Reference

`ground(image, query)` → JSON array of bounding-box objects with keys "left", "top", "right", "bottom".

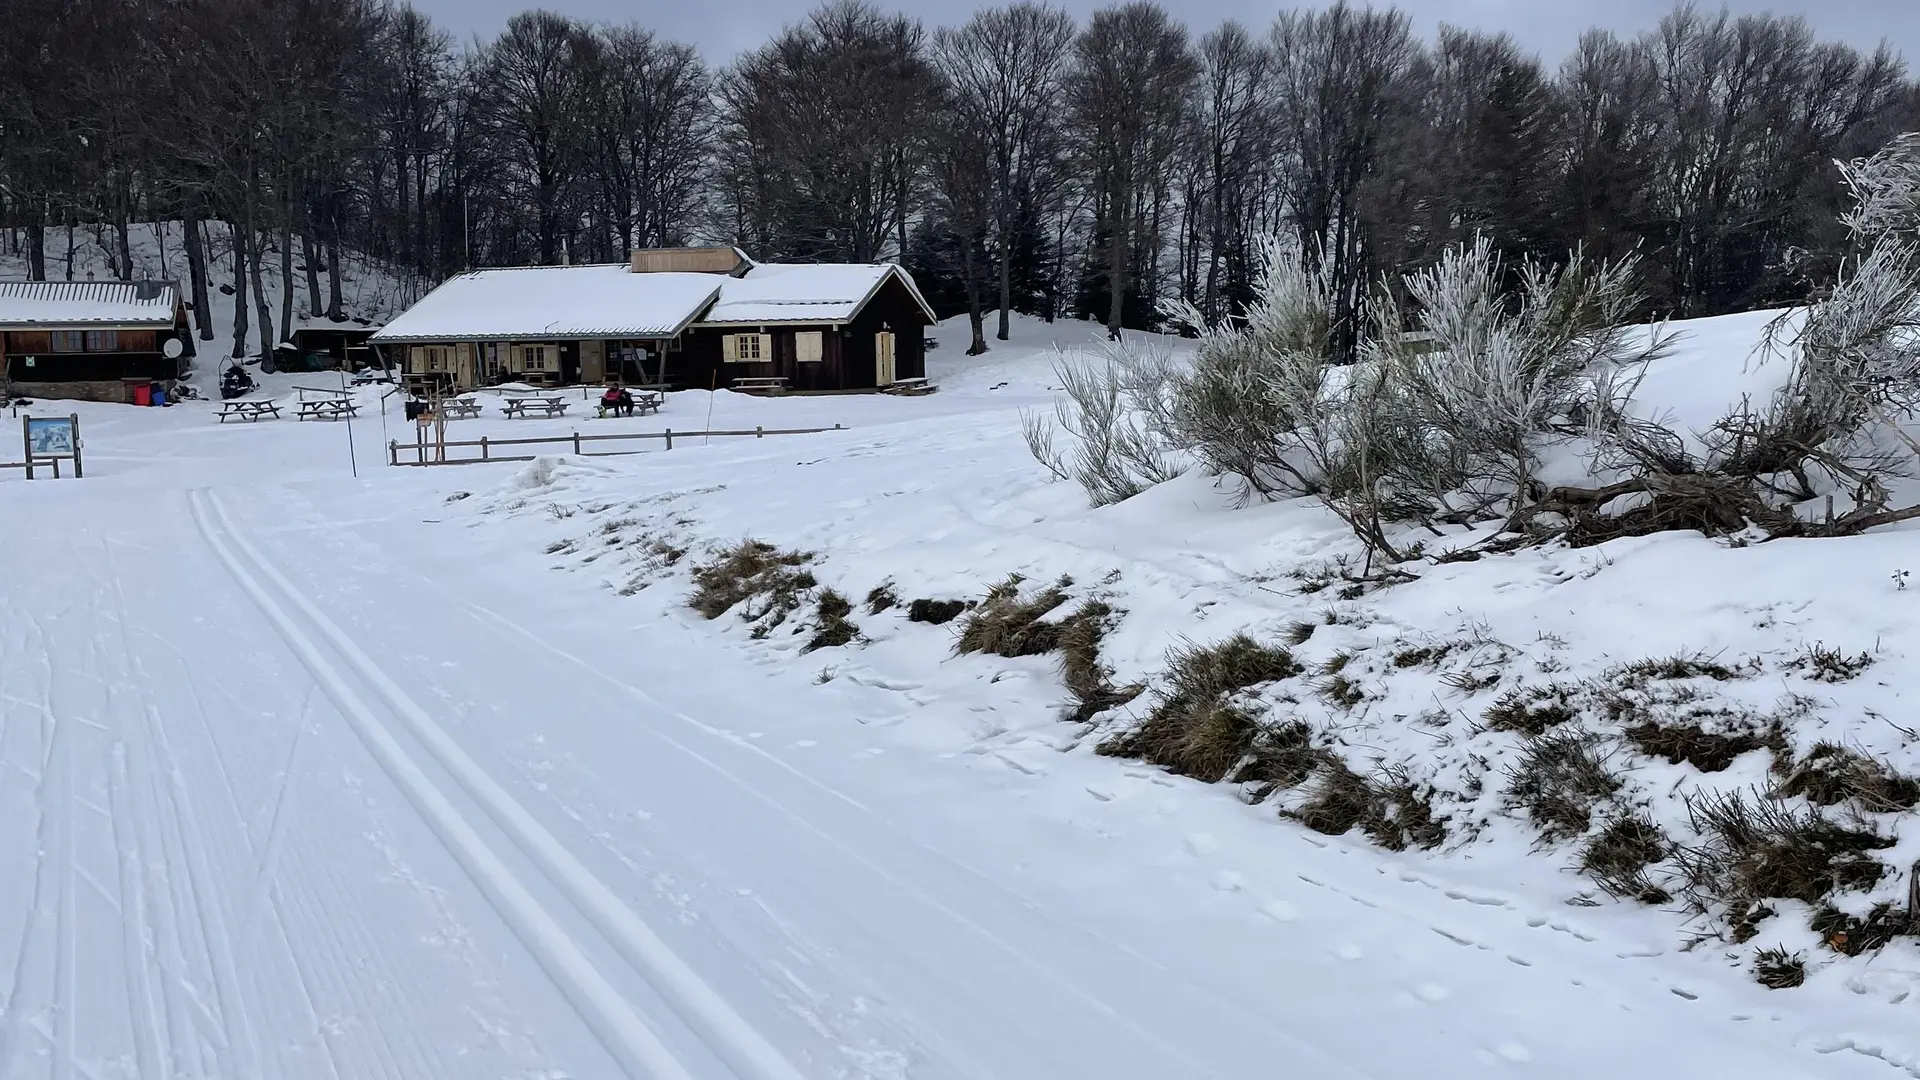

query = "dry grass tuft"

[
  {"left": 1503, "top": 730, "right": 1622, "bottom": 844},
  {"left": 1611, "top": 651, "right": 1752, "bottom": 686},
  {"left": 1809, "top": 902, "right": 1918, "bottom": 957},
  {"left": 1578, "top": 810, "right": 1672, "bottom": 903},
  {"left": 806, "top": 589, "right": 860, "bottom": 652},
  {"left": 1752, "top": 947, "right": 1806, "bottom": 989},
  {"left": 1624, "top": 719, "right": 1782, "bottom": 773},
  {"left": 1483, "top": 684, "right": 1580, "bottom": 735},
  {"left": 865, "top": 581, "right": 900, "bottom": 615},
  {"left": 1677, "top": 790, "right": 1894, "bottom": 914},
  {"left": 1773, "top": 743, "right": 1920, "bottom": 812},
  {"left": 1787, "top": 642, "right": 1874, "bottom": 683},
  {"left": 1099, "top": 635, "right": 1301, "bottom": 781},
  {"left": 907, "top": 598, "right": 969, "bottom": 625},
  {"left": 955, "top": 577, "right": 1071, "bottom": 657},
  {"left": 688, "top": 540, "right": 816, "bottom": 625},
  {"left": 1056, "top": 601, "right": 1145, "bottom": 722},
  {"left": 1288, "top": 758, "right": 1447, "bottom": 851}
]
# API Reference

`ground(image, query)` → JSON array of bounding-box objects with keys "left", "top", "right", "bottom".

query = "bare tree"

[
  {"left": 933, "top": 4, "right": 1076, "bottom": 341},
  {"left": 1269, "top": 2, "right": 1417, "bottom": 361},
  {"left": 1069, "top": 3, "right": 1199, "bottom": 338},
  {"left": 472, "top": 11, "right": 596, "bottom": 266},
  {"left": 719, "top": 1, "right": 939, "bottom": 262},
  {"left": 586, "top": 26, "right": 712, "bottom": 257}
]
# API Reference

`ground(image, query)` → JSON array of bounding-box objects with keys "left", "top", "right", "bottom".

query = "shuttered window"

[
  {"left": 84, "top": 330, "right": 120, "bottom": 351},
  {"left": 795, "top": 331, "right": 824, "bottom": 363},
  {"left": 50, "top": 331, "right": 84, "bottom": 352},
  {"left": 723, "top": 333, "right": 768, "bottom": 363}
]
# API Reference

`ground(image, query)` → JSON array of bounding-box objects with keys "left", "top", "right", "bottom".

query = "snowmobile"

[{"left": 220, "top": 364, "right": 257, "bottom": 400}]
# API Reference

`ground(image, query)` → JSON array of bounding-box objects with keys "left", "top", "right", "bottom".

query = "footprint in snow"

[
  {"left": 1260, "top": 899, "right": 1300, "bottom": 922},
  {"left": 1213, "top": 871, "right": 1247, "bottom": 893},
  {"left": 1334, "top": 944, "right": 1365, "bottom": 961},
  {"left": 1183, "top": 833, "right": 1222, "bottom": 857},
  {"left": 1413, "top": 983, "right": 1449, "bottom": 1003}
]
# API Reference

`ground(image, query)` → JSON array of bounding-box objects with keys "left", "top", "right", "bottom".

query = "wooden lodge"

[
  {"left": 368, "top": 247, "right": 934, "bottom": 394},
  {"left": 0, "top": 280, "right": 195, "bottom": 403}
]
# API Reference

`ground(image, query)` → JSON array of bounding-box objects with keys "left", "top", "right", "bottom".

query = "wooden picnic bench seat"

[
  {"left": 218, "top": 398, "right": 281, "bottom": 422},
  {"left": 501, "top": 395, "right": 570, "bottom": 419},
  {"left": 294, "top": 398, "right": 360, "bottom": 421},
  {"left": 731, "top": 376, "right": 788, "bottom": 395}
]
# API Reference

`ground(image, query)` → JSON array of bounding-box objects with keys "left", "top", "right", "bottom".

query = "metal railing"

[{"left": 388, "top": 422, "right": 845, "bottom": 466}]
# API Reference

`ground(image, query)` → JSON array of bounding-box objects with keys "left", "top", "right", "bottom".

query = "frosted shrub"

[
  {"left": 1377, "top": 236, "right": 1670, "bottom": 517},
  {"left": 1022, "top": 337, "right": 1186, "bottom": 507},
  {"left": 1160, "top": 238, "right": 1342, "bottom": 503}
]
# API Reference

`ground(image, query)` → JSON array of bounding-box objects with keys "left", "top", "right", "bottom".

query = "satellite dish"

[{"left": 162, "top": 336, "right": 185, "bottom": 359}]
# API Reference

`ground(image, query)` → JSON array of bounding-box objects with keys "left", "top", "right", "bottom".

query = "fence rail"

[{"left": 388, "top": 423, "right": 844, "bottom": 466}]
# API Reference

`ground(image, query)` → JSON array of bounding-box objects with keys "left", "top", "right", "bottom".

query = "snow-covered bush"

[
  {"left": 1022, "top": 338, "right": 1187, "bottom": 507},
  {"left": 1376, "top": 237, "right": 1670, "bottom": 517}
]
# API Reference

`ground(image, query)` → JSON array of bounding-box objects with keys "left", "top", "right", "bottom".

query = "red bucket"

[{"left": 129, "top": 380, "right": 152, "bottom": 406}]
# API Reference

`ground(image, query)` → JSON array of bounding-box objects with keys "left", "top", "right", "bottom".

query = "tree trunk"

[
  {"left": 1106, "top": 182, "right": 1128, "bottom": 339},
  {"left": 27, "top": 220, "right": 45, "bottom": 280},
  {"left": 184, "top": 211, "right": 214, "bottom": 340},
  {"left": 114, "top": 175, "right": 133, "bottom": 281},
  {"left": 231, "top": 222, "right": 250, "bottom": 360},
  {"left": 302, "top": 231, "right": 323, "bottom": 318},
  {"left": 279, "top": 191, "right": 296, "bottom": 336},
  {"left": 64, "top": 214, "right": 76, "bottom": 281},
  {"left": 247, "top": 210, "right": 274, "bottom": 360},
  {"left": 962, "top": 231, "right": 987, "bottom": 356},
  {"left": 995, "top": 189, "right": 1012, "bottom": 341},
  {"left": 326, "top": 203, "right": 344, "bottom": 321}
]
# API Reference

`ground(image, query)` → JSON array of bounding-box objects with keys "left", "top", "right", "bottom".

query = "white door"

[{"left": 875, "top": 331, "right": 896, "bottom": 386}]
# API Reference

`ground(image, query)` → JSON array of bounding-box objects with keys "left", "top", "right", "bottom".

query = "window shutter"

[
  {"left": 723, "top": 334, "right": 740, "bottom": 363},
  {"left": 796, "top": 331, "right": 823, "bottom": 363}
]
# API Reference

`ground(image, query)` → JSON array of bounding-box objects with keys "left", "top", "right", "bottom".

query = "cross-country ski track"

[{"left": 1, "top": 467, "right": 1910, "bottom": 1078}]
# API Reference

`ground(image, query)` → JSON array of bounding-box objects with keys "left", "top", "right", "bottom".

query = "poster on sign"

[{"left": 22, "top": 413, "right": 83, "bottom": 479}]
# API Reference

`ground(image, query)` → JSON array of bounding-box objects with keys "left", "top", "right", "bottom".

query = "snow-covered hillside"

[
  {"left": 0, "top": 223, "right": 417, "bottom": 394},
  {"left": 4, "top": 309, "right": 1919, "bottom": 1079}
]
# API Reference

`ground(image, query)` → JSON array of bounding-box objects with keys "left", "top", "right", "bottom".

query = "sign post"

[{"left": 22, "top": 413, "right": 83, "bottom": 479}]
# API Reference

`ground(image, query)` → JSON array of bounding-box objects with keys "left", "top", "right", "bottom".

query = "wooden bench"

[
  {"left": 501, "top": 395, "right": 570, "bottom": 419},
  {"left": 441, "top": 398, "right": 483, "bottom": 420},
  {"left": 295, "top": 398, "right": 359, "bottom": 421},
  {"left": 882, "top": 377, "right": 934, "bottom": 396},
  {"left": 731, "top": 376, "right": 788, "bottom": 395},
  {"left": 218, "top": 398, "right": 281, "bottom": 422}
]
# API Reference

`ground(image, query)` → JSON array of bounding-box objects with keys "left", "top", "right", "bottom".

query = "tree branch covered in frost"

[
  {"left": 1377, "top": 237, "right": 1673, "bottom": 513},
  {"left": 1022, "top": 339, "right": 1187, "bottom": 507},
  {"left": 1838, "top": 133, "right": 1920, "bottom": 243},
  {"left": 1158, "top": 237, "right": 1340, "bottom": 502}
]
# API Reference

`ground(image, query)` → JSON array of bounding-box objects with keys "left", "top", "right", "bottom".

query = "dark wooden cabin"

[
  {"left": 0, "top": 280, "right": 194, "bottom": 402},
  {"left": 370, "top": 250, "right": 935, "bottom": 394}
]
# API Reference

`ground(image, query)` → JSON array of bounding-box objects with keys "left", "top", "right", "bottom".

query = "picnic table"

[
  {"left": 731, "top": 376, "right": 788, "bottom": 395},
  {"left": 440, "top": 397, "right": 483, "bottom": 420},
  {"left": 501, "top": 394, "right": 570, "bottom": 419},
  {"left": 882, "top": 377, "right": 934, "bottom": 396},
  {"left": 295, "top": 398, "right": 360, "bottom": 421},
  {"left": 218, "top": 398, "right": 281, "bottom": 422},
  {"left": 597, "top": 389, "right": 662, "bottom": 418}
]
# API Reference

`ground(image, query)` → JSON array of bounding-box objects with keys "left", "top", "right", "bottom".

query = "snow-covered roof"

[
  {"left": 369, "top": 264, "right": 723, "bottom": 344},
  {"left": 0, "top": 280, "right": 179, "bottom": 329},
  {"left": 699, "top": 263, "right": 936, "bottom": 326}
]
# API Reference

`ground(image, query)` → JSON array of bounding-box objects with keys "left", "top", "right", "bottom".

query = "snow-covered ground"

[{"left": 3, "top": 310, "right": 1919, "bottom": 1079}]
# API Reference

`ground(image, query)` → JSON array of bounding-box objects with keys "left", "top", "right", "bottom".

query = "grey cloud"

[{"left": 415, "top": 0, "right": 1917, "bottom": 63}]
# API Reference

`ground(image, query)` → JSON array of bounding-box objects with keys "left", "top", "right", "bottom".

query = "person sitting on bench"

[{"left": 600, "top": 383, "right": 636, "bottom": 418}]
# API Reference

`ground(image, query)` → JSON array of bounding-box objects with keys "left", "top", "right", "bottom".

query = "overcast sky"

[{"left": 411, "top": 0, "right": 1918, "bottom": 64}]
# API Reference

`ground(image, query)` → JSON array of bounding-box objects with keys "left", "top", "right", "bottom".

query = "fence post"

[
  {"left": 756, "top": 425, "right": 764, "bottom": 438},
  {"left": 388, "top": 439, "right": 397, "bottom": 467},
  {"left": 573, "top": 430, "right": 582, "bottom": 456},
  {"left": 834, "top": 423, "right": 841, "bottom": 431},
  {"left": 481, "top": 435, "right": 489, "bottom": 461},
  {"left": 664, "top": 428, "right": 672, "bottom": 450}
]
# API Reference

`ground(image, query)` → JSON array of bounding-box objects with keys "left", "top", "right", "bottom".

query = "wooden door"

[{"left": 875, "top": 331, "right": 897, "bottom": 386}]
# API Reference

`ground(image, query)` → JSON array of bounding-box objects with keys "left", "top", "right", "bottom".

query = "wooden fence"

[{"left": 388, "top": 423, "right": 845, "bottom": 466}]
